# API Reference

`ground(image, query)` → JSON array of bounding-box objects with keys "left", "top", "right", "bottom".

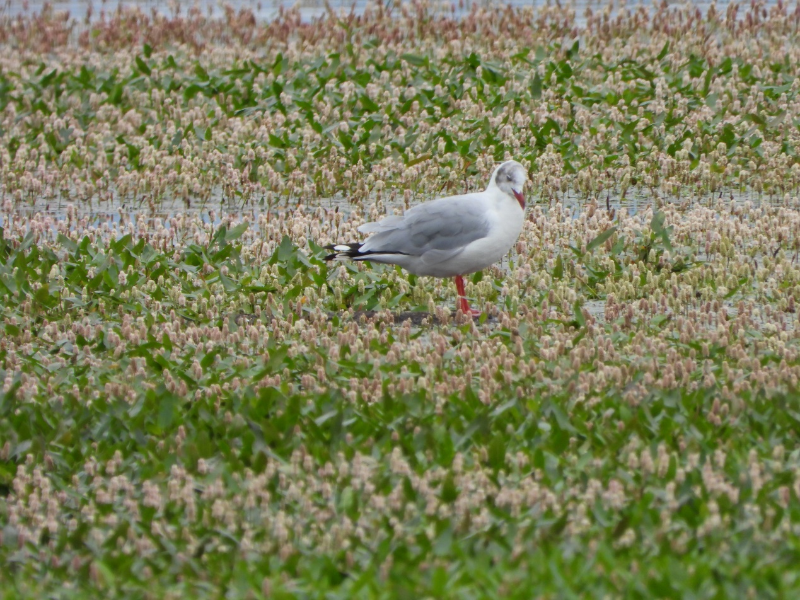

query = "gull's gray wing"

[
  {"left": 357, "top": 215, "right": 405, "bottom": 233},
  {"left": 358, "top": 194, "right": 490, "bottom": 265}
]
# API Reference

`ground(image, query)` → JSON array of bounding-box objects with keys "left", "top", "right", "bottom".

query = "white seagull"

[{"left": 326, "top": 160, "right": 528, "bottom": 317}]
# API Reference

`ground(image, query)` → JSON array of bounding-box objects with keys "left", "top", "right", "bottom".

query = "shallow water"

[{"left": 11, "top": 182, "right": 782, "bottom": 230}]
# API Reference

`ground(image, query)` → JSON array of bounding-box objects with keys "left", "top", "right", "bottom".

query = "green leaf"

[
  {"left": 183, "top": 84, "right": 202, "bottom": 101},
  {"left": 650, "top": 210, "right": 666, "bottom": 234},
  {"left": 531, "top": 73, "right": 543, "bottom": 99},
  {"left": 440, "top": 473, "right": 458, "bottom": 503},
  {"left": 406, "top": 153, "right": 431, "bottom": 167},
  {"left": 157, "top": 394, "right": 177, "bottom": 430},
  {"left": 135, "top": 56, "right": 151, "bottom": 76},
  {"left": 488, "top": 435, "right": 506, "bottom": 471},
  {"left": 650, "top": 210, "right": 673, "bottom": 251},
  {"left": 57, "top": 233, "right": 77, "bottom": 253},
  {"left": 565, "top": 39, "right": 580, "bottom": 61},
  {"left": 224, "top": 223, "right": 248, "bottom": 242},
  {"left": 400, "top": 53, "right": 428, "bottom": 67},
  {"left": 573, "top": 300, "right": 585, "bottom": 328},
  {"left": 195, "top": 63, "right": 209, "bottom": 81},
  {"left": 586, "top": 226, "right": 617, "bottom": 253},
  {"left": 553, "top": 254, "right": 564, "bottom": 279}
]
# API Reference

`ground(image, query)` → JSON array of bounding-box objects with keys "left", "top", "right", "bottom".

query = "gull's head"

[{"left": 490, "top": 160, "right": 528, "bottom": 209}]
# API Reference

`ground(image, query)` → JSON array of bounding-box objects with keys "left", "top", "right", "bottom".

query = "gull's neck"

[
  {"left": 486, "top": 176, "right": 511, "bottom": 202},
  {"left": 486, "top": 174, "right": 502, "bottom": 195}
]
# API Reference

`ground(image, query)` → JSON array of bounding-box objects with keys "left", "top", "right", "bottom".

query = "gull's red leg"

[{"left": 454, "top": 275, "right": 481, "bottom": 317}]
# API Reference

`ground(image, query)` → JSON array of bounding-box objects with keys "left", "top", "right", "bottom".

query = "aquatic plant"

[
  {"left": 1, "top": 1, "right": 800, "bottom": 597},
  {"left": 1, "top": 0, "right": 800, "bottom": 210}
]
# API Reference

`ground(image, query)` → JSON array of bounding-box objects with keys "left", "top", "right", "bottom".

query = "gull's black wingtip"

[
  {"left": 325, "top": 243, "right": 409, "bottom": 262},
  {"left": 325, "top": 242, "right": 363, "bottom": 261}
]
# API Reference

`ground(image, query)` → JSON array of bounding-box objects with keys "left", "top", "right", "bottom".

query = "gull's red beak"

[{"left": 513, "top": 190, "right": 525, "bottom": 210}]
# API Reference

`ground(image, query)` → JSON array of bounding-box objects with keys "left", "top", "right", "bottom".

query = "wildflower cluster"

[{"left": 2, "top": 0, "right": 800, "bottom": 210}]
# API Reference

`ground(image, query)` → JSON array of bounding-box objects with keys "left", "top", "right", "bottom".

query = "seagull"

[{"left": 325, "top": 160, "right": 528, "bottom": 317}]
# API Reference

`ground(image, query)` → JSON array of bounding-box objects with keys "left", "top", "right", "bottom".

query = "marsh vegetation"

[{"left": 2, "top": 1, "right": 800, "bottom": 597}]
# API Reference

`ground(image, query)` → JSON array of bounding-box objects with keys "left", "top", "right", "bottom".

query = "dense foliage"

[{"left": 2, "top": 1, "right": 800, "bottom": 598}]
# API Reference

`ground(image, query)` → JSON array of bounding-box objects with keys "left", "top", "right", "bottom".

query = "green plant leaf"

[{"left": 586, "top": 226, "right": 617, "bottom": 254}]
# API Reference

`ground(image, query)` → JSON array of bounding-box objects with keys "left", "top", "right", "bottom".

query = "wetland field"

[{"left": 4, "top": 0, "right": 800, "bottom": 597}]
